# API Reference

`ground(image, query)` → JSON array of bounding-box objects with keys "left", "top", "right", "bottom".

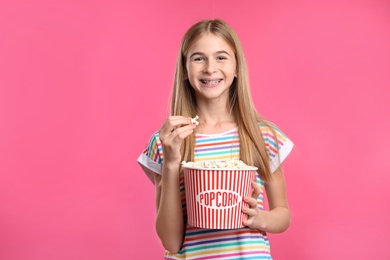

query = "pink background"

[{"left": 1, "top": 0, "right": 389, "bottom": 259}]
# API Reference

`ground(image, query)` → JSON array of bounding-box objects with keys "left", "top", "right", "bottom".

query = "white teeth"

[{"left": 202, "top": 80, "right": 221, "bottom": 84}]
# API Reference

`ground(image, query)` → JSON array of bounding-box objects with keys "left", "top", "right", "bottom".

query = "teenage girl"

[{"left": 137, "top": 19, "right": 294, "bottom": 259}]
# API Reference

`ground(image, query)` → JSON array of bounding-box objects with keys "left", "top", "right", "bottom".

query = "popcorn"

[
  {"left": 191, "top": 115, "right": 199, "bottom": 125},
  {"left": 182, "top": 159, "right": 254, "bottom": 169}
]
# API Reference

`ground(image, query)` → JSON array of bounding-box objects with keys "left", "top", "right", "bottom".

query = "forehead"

[{"left": 188, "top": 33, "right": 235, "bottom": 55}]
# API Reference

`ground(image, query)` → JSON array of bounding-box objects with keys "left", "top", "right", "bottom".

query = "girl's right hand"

[{"left": 159, "top": 116, "right": 197, "bottom": 165}]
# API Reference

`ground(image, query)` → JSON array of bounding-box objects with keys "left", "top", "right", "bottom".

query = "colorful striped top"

[{"left": 137, "top": 125, "right": 294, "bottom": 259}]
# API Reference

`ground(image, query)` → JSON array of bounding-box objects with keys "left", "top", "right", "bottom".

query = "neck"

[{"left": 195, "top": 101, "right": 236, "bottom": 134}]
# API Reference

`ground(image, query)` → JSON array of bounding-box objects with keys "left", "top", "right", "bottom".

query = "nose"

[{"left": 203, "top": 59, "right": 217, "bottom": 74}]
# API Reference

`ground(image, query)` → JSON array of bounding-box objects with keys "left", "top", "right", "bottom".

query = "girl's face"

[{"left": 185, "top": 33, "right": 237, "bottom": 103}]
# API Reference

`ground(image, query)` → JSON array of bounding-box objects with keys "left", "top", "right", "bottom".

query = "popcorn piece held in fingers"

[{"left": 191, "top": 115, "right": 199, "bottom": 125}]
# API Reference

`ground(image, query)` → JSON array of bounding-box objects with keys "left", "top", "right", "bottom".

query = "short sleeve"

[
  {"left": 260, "top": 125, "right": 294, "bottom": 173},
  {"left": 137, "top": 132, "right": 164, "bottom": 184}
]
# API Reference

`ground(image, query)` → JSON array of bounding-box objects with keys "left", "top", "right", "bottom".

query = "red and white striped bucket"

[{"left": 183, "top": 166, "right": 257, "bottom": 229}]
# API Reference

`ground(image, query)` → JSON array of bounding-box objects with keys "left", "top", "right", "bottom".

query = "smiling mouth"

[{"left": 200, "top": 79, "right": 222, "bottom": 84}]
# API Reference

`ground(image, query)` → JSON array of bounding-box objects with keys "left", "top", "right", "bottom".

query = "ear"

[{"left": 183, "top": 70, "right": 188, "bottom": 80}]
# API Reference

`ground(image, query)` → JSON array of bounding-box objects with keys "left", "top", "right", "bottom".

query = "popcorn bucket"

[{"left": 183, "top": 166, "right": 257, "bottom": 229}]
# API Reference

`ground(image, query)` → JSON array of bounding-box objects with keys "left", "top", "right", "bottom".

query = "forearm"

[
  {"left": 257, "top": 206, "right": 290, "bottom": 233},
  {"left": 260, "top": 167, "right": 290, "bottom": 233},
  {"left": 155, "top": 163, "right": 185, "bottom": 253}
]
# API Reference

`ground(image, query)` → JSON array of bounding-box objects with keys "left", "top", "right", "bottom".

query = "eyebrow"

[{"left": 189, "top": 50, "right": 231, "bottom": 58}]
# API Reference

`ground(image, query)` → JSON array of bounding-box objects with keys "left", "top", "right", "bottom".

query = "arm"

[
  {"left": 154, "top": 116, "right": 196, "bottom": 253},
  {"left": 242, "top": 167, "right": 290, "bottom": 233},
  {"left": 154, "top": 163, "right": 184, "bottom": 253}
]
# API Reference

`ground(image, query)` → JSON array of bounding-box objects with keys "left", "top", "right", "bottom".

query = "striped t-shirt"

[{"left": 137, "top": 125, "right": 294, "bottom": 259}]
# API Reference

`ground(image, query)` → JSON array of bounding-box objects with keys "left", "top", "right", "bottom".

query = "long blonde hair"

[{"left": 171, "top": 19, "right": 278, "bottom": 182}]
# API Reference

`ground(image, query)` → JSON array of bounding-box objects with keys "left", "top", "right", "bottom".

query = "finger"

[
  {"left": 242, "top": 206, "right": 255, "bottom": 217},
  {"left": 159, "top": 116, "right": 191, "bottom": 136},
  {"left": 162, "top": 123, "right": 196, "bottom": 145},
  {"left": 242, "top": 213, "right": 254, "bottom": 227},
  {"left": 173, "top": 124, "right": 196, "bottom": 140},
  {"left": 160, "top": 122, "right": 196, "bottom": 150},
  {"left": 172, "top": 121, "right": 196, "bottom": 132},
  {"left": 167, "top": 116, "right": 192, "bottom": 127},
  {"left": 160, "top": 116, "right": 192, "bottom": 135},
  {"left": 251, "top": 181, "right": 262, "bottom": 200},
  {"left": 244, "top": 196, "right": 258, "bottom": 209}
]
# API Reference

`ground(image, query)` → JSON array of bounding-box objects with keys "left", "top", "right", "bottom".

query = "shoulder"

[
  {"left": 142, "top": 131, "right": 163, "bottom": 160},
  {"left": 147, "top": 131, "right": 161, "bottom": 145},
  {"left": 258, "top": 121, "right": 294, "bottom": 172},
  {"left": 259, "top": 122, "right": 289, "bottom": 147},
  {"left": 137, "top": 131, "right": 164, "bottom": 181}
]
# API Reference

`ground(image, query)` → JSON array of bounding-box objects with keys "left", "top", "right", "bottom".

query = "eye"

[
  {"left": 194, "top": 57, "right": 205, "bottom": 61},
  {"left": 216, "top": 56, "right": 227, "bottom": 61}
]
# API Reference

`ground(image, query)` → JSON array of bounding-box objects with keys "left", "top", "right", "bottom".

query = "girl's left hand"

[{"left": 242, "top": 181, "right": 265, "bottom": 230}]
